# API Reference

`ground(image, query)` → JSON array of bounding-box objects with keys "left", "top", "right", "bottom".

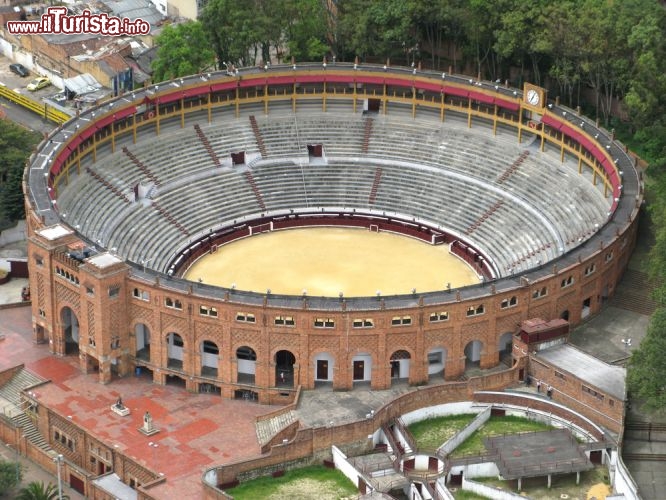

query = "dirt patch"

[{"left": 263, "top": 478, "right": 356, "bottom": 500}]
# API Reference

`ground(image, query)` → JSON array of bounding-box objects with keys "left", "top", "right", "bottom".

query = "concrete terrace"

[{"left": 0, "top": 306, "right": 270, "bottom": 500}]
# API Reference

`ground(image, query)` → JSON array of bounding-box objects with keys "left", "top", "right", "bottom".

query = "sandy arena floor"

[{"left": 184, "top": 227, "right": 480, "bottom": 296}]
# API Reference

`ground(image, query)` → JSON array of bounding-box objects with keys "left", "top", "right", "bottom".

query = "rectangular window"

[
  {"left": 314, "top": 318, "right": 335, "bottom": 328},
  {"left": 429, "top": 311, "right": 449, "bottom": 322},
  {"left": 352, "top": 318, "right": 374, "bottom": 328},
  {"left": 108, "top": 286, "right": 120, "bottom": 298},
  {"left": 560, "top": 276, "right": 574, "bottom": 288},
  {"left": 133, "top": 288, "right": 149, "bottom": 301},
  {"left": 584, "top": 264, "right": 596, "bottom": 276},
  {"left": 165, "top": 297, "right": 183, "bottom": 310},
  {"left": 391, "top": 316, "right": 411, "bottom": 326},
  {"left": 236, "top": 312, "right": 256, "bottom": 323},
  {"left": 199, "top": 306, "right": 218, "bottom": 317},
  {"left": 500, "top": 296, "right": 517, "bottom": 309},
  {"left": 86, "top": 286, "right": 94, "bottom": 296},
  {"left": 275, "top": 316, "right": 295, "bottom": 326},
  {"left": 466, "top": 304, "right": 485, "bottom": 317},
  {"left": 582, "top": 385, "right": 604, "bottom": 401},
  {"left": 34, "top": 255, "right": 44, "bottom": 266}
]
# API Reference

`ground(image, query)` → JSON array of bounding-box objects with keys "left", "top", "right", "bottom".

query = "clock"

[{"left": 526, "top": 89, "right": 541, "bottom": 106}]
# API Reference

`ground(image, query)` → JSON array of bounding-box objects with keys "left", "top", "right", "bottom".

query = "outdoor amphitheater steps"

[
  {"left": 248, "top": 115, "right": 268, "bottom": 158},
  {"left": 0, "top": 368, "right": 53, "bottom": 453},
  {"left": 151, "top": 200, "right": 190, "bottom": 236},
  {"left": 609, "top": 269, "right": 657, "bottom": 316},
  {"left": 0, "top": 368, "right": 46, "bottom": 407},
  {"left": 244, "top": 171, "right": 267, "bottom": 211},
  {"left": 362, "top": 118, "right": 373, "bottom": 154},
  {"left": 255, "top": 410, "right": 298, "bottom": 447},
  {"left": 497, "top": 150, "right": 530, "bottom": 184},
  {"left": 465, "top": 200, "right": 504, "bottom": 235},
  {"left": 12, "top": 412, "right": 53, "bottom": 453},
  {"left": 85, "top": 167, "right": 131, "bottom": 204},
  {"left": 368, "top": 167, "right": 383, "bottom": 205},
  {"left": 122, "top": 146, "right": 162, "bottom": 186},
  {"left": 193, "top": 124, "right": 222, "bottom": 167}
]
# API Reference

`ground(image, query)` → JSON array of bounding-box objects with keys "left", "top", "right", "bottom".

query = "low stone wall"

[{"left": 202, "top": 366, "right": 521, "bottom": 498}]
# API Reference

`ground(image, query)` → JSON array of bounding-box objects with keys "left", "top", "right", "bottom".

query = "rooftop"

[
  {"left": 36, "top": 224, "right": 73, "bottom": 241},
  {"left": 536, "top": 343, "right": 626, "bottom": 401},
  {"left": 86, "top": 252, "right": 122, "bottom": 268}
]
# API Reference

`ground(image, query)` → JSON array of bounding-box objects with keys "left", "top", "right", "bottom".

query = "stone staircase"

[
  {"left": 610, "top": 269, "right": 657, "bottom": 316},
  {"left": 0, "top": 368, "right": 53, "bottom": 453},
  {"left": 12, "top": 412, "right": 52, "bottom": 452},
  {"left": 255, "top": 410, "right": 298, "bottom": 446}
]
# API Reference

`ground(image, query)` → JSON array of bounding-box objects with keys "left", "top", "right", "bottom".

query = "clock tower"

[{"left": 523, "top": 83, "right": 546, "bottom": 109}]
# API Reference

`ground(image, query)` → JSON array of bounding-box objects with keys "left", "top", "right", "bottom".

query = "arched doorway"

[
  {"left": 275, "top": 350, "right": 296, "bottom": 387},
  {"left": 236, "top": 346, "right": 256, "bottom": 385},
  {"left": 167, "top": 333, "right": 184, "bottom": 369},
  {"left": 351, "top": 353, "right": 372, "bottom": 385},
  {"left": 135, "top": 323, "right": 150, "bottom": 361},
  {"left": 313, "top": 352, "right": 334, "bottom": 387},
  {"left": 498, "top": 332, "right": 513, "bottom": 366},
  {"left": 201, "top": 340, "right": 219, "bottom": 377},
  {"left": 61, "top": 307, "right": 79, "bottom": 355},
  {"left": 464, "top": 340, "right": 483, "bottom": 370},
  {"left": 390, "top": 350, "right": 411, "bottom": 384},
  {"left": 427, "top": 347, "right": 447, "bottom": 380}
]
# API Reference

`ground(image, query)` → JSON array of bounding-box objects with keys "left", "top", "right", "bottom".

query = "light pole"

[{"left": 54, "top": 454, "right": 64, "bottom": 500}]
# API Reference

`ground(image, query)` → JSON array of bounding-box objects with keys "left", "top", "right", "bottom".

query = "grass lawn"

[
  {"left": 449, "top": 415, "right": 554, "bottom": 457},
  {"left": 225, "top": 465, "right": 358, "bottom": 500},
  {"left": 408, "top": 414, "right": 477, "bottom": 450}
]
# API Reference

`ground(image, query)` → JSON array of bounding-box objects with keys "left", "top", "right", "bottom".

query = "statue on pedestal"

[{"left": 143, "top": 411, "right": 153, "bottom": 431}]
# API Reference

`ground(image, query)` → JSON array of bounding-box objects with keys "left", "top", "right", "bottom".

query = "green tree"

[
  {"left": 0, "top": 459, "right": 22, "bottom": 495},
  {"left": 151, "top": 21, "right": 215, "bottom": 82},
  {"left": 16, "top": 481, "right": 68, "bottom": 500},
  {"left": 628, "top": 308, "right": 666, "bottom": 413},
  {"left": 201, "top": 0, "right": 263, "bottom": 67},
  {"left": 0, "top": 120, "right": 40, "bottom": 228},
  {"left": 282, "top": 0, "right": 329, "bottom": 62}
]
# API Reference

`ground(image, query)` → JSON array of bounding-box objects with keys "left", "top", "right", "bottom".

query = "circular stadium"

[{"left": 25, "top": 63, "right": 641, "bottom": 398}]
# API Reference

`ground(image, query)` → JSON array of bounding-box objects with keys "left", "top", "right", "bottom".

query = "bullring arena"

[{"left": 19, "top": 63, "right": 642, "bottom": 497}]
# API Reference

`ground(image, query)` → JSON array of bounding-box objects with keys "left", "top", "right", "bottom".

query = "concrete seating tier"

[{"left": 55, "top": 111, "right": 612, "bottom": 277}]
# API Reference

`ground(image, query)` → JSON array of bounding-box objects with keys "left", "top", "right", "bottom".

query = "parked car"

[
  {"left": 27, "top": 76, "right": 51, "bottom": 91},
  {"left": 9, "top": 63, "right": 29, "bottom": 77}
]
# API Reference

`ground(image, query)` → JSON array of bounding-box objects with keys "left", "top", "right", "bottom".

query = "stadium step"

[
  {"left": 497, "top": 150, "right": 530, "bottom": 184},
  {"left": 248, "top": 115, "right": 268, "bottom": 158},
  {"left": 151, "top": 201, "right": 189, "bottom": 236},
  {"left": 465, "top": 200, "right": 504, "bottom": 235},
  {"left": 193, "top": 124, "right": 222, "bottom": 167},
  {"left": 609, "top": 269, "right": 657, "bottom": 316},
  {"left": 362, "top": 118, "right": 374, "bottom": 154},
  {"left": 244, "top": 171, "right": 267, "bottom": 211},
  {"left": 0, "top": 368, "right": 45, "bottom": 407},
  {"left": 255, "top": 410, "right": 298, "bottom": 446},
  {"left": 368, "top": 167, "right": 383, "bottom": 205},
  {"left": 12, "top": 412, "right": 53, "bottom": 453},
  {"left": 122, "top": 146, "right": 162, "bottom": 185},
  {"left": 85, "top": 167, "right": 130, "bottom": 204}
]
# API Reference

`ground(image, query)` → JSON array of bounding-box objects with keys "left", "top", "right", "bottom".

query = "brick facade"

[{"left": 23, "top": 69, "right": 640, "bottom": 404}]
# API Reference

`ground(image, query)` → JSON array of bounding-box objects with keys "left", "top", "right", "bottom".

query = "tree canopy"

[
  {"left": 0, "top": 459, "right": 22, "bottom": 495},
  {"left": 151, "top": 21, "right": 215, "bottom": 82},
  {"left": 0, "top": 120, "right": 40, "bottom": 229}
]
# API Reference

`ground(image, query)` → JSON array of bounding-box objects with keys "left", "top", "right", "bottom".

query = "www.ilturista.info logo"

[{"left": 7, "top": 7, "right": 150, "bottom": 36}]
